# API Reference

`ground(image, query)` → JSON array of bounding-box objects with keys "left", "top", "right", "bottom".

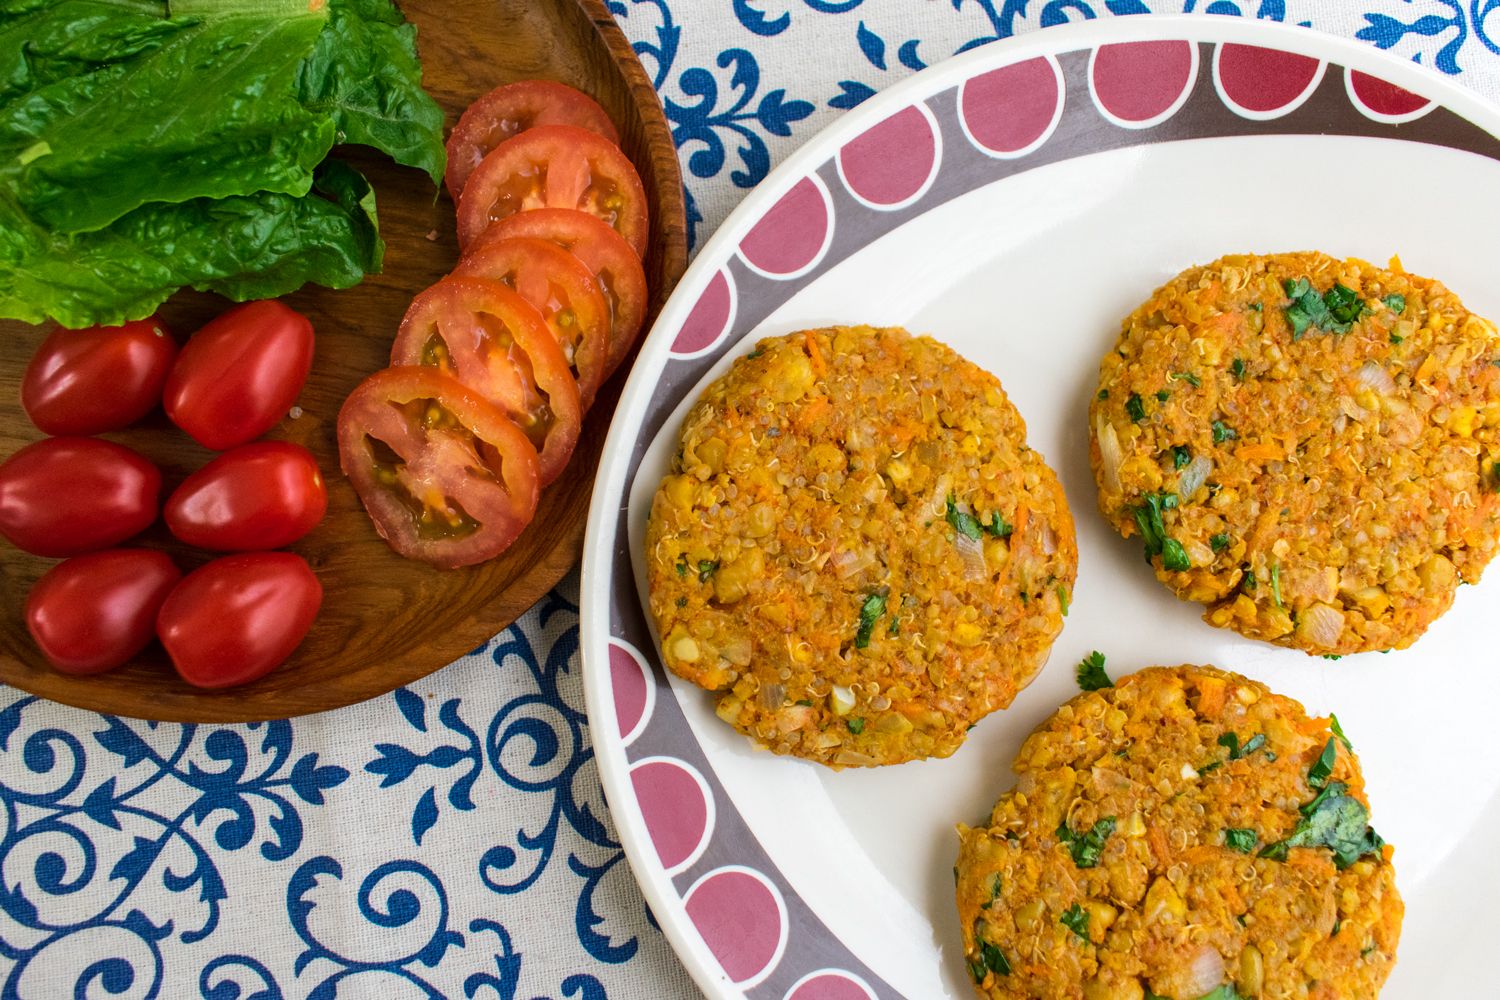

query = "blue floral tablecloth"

[{"left": 4, "top": 3, "right": 1499, "bottom": 998}]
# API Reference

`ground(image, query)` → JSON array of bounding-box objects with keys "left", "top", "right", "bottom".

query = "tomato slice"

[
  {"left": 451, "top": 236, "right": 609, "bottom": 411},
  {"left": 455, "top": 125, "right": 649, "bottom": 258},
  {"left": 445, "top": 80, "right": 619, "bottom": 201},
  {"left": 390, "top": 276, "right": 581, "bottom": 486},
  {"left": 337, "top": 367, "right": 540, "bottom": 568},
  {"left": 469, "top": 208, "right": 648, "bottom": 377}
]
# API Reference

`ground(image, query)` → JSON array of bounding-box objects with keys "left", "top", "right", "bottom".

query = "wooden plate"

[{"left": 0, "top": 0, "right": 688, "bottom": 722}]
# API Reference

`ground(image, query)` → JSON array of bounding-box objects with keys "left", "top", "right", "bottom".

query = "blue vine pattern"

[{"left": 4, "top": 4, "right": 1500, "bottom": 997}]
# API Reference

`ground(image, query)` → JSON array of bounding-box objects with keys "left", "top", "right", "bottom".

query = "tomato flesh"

[
  {"left": 165, "top": 441, "right": 327, "bottom": 551},
  {"left": 467, "top": 208, "right": 648, "bottom": 377},
  {"left": 26, "top": 549, "right": 180, "bottom": 675},
  {"left": 445, "top": 80, "right": 619, "bottom": 200},
  {"left": 336, "top": 366, "right": 540, "bottom": 568},
  {"left": 157, "top": 552, "right": 322, "bottom": 689},
  {"left": 451, "top": 236, "right": 609, "bottom": 410},
  {"left": 456, "top": 125, "right": 649, "bottom": 258},
  {"left": 165, "top": 300, "right": 315, "bottom": 450},
  {"left": 390, "top": 277, "right": 580, "bottom": 486},
  {"left": 0, "top": 437, "right": 160, "bottom": 557},
  {"left": 22, "top": 316, "right": 177, "bottom": 435}
]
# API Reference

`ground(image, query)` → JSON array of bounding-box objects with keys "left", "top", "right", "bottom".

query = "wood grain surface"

[{"left": 0, "top": 0, "right": 688, "bottom": 721}]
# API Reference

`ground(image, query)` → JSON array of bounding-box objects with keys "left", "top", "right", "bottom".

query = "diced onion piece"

[
  {"left": 757, "top": 682, "right": 785, "bottom": 709},
  {"left": 1178, "top": 454, "right": 1213, "bottom": 499},
  {"left": 1096, "top": 414, "right": 1123, "bottom": 493},
  {"left": 1296, "top": 602, "right": 1345, "bottom": 649},
  {"left": 831, "top": 548, "right": 873, "bottom": 579},
  {"left": 956, "top": 532, "right": 988, "bottom": 580},
  {"left": 1178, "top": 946, "right": 1228, "bottom": 999},
  {"left": 830, "top": 685, "right": 855, "bottom": 716},
  {"left": 1356, "top": 359, "right": 1397, "bottom": 395}
]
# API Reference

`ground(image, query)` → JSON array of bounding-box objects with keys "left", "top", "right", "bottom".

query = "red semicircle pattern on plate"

[
  {"left": 959, "top": 57, "right": 1061, "bottom": 154},
  {"left": 684, "top": 868, "right": 787, "bottom": 985},
  {"left": 838, "top": 105, "right": 938, "bottom": 207},
  {"left": 1216, "top": 43, "right": 1321, "bottom": 114},
  {"left": 739, "top": 177, "right": 831, "bottom": 277},
  {"left": 672, "top": 268, "right": 735, "bottom": 356},
  {"left": 608, "top": 639, "right": 651, "bottom": 740},
  {"left": 1349, "top": 70, "right": 1432, "bottom": 118},
  {"left": 1092, "top": 40, "right": 1196, "bottom": 124},
  {"left": 629, "top": 758, "right": 711, "bottom": 872},
  {"left": 786, "top": 972, "right": 874, "bottom": 1000}
]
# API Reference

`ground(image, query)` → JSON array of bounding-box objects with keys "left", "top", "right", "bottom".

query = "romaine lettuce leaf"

[{"left": 0, "top": 160, "right": 382, "bottom": 328}]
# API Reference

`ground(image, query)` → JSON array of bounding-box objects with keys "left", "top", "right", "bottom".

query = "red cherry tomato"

[
  {"left": 26, "top": 550, "right": 180, "bottom": 675},
  {"left": 445, "top": 80, "right": 619, "bottom": 201},
  {"left": 164, "top": 300, "right": 315, "bottom": 450},
  {"left": 467, "top": 208, "right": 647, "bottom": 377},
  {"left": 337, "top": 366, "right": 540, "bottom": 568},
  {"left": 164, "top": 442, "right": 327, "bottom": 551},
  {"left": 455, "top": 125, "right": 649, "bottom": 257},
  {"left": 451, "top": 236, "right": 610, "bottom": 410},
  {"left": 156, "top": 552, "right": 322, "bottom": 689},
  {"left": 0, "top": 438, "right": 160, "bottom": 557},
  {"left": 389, "top": 277, "right": 581, "bottom": 486},
  {"left": 22, "top": 316, "right": 177, "bottom": 435}
]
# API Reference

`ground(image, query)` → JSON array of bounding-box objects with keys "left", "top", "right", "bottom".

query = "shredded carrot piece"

[
  {"left": 1235, "top": 441, "right": 1285, "bottom": 463},
  {"left": 804, "top": 329, "right": 827, "bottom": 377},
  {"left": 1415, "top": 352, "right": 1439, "bottom": 383},
  {"left": 1196, "top": 676, "right": 1227, "bottom": 718}
]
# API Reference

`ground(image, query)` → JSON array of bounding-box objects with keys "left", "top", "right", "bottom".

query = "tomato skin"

[
  {"left": 26, "top": 550, "right": 181, "bottom": 675},
  {"left": 0, "top": 438, "right": 161, "bottom": 557},
  {"left": 467, "top": 208, "right": 648, "bottom": 377},
  {"left": 445, "top": 80, "right": 619, "bottom": 200},
  {"left": 22, "top": 316, "right": 177, "bottom": 435},
  {"left": 337, "top": 366, "right": 540, "bottom": 568},
  {"left": 455, "top": 125, "right": 649, "bottom": 257},
  {"left": 165, "top": 442, "right": 327, "bottom": 551},
  {"left": 157, "top": 552, "right": 322, "bottom": 689},
  {"left": 164, "top": 300, "right": 315, "bottom": 450}
]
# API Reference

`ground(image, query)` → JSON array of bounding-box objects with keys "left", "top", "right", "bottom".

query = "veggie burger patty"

[
  {"left": 1091, "top": 251, "right": 1500, "bottom": 654},
  {"left": 645, "top": 326, "right": 1076, "bottom": 767},
  {"left": 956, "top": 664, "right": 1401, "bottom": 1000}
]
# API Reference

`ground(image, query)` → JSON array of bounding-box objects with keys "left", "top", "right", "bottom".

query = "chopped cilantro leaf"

[
  {"left": 1199, "top": 989, "right": 1248, "bottom": 1000},
  {"left": 986, "top": 512, "right": 1013, "bottom": 539},
  {"left": 1076, "top": 651, "right": 1111, "bottom": 691},
  {"left": 1057, "top": 585, "right": 1070, "bottom": 616},
  {"left": 1057, "top": 816, "right": 1116, "bottom": 868},
  {"left": 967, "top": 956, "right": 985, "bottom": 983},
  {"left": 1156, "top": 389, "right": 1170, "bottom": 402},
  {"left": 1260, "top": 779, "right": 1385, "bottom": 868},
  {"left": 1219, "top": 731, "right": 1267, "bottom": 760},
  {"left": 1390, "top": 333, "right": 1404, "bottom": 345},
  {"left": 675, "top": 555, "right": 688, "bottom": 577},
  {"left": 1212, "top": 420, "right": 1238, "bottom": 443},
  {"left": 794, "top": 699, "right": 812, "bottom": 707},
  {"left": 1134, "top": 492, "right": 1179, "bottom": 560},
  {"left": 1125, "top": 392, "right": 1147, "bottom": 423},
  {"left": 847, "top": 717, "right": 866, "bottom": 735},
  {"left": 1330, "top": 714, "right": 1354, "bottom": 752},
  {"left": 887, "top": 614, "right": 900, "bottom": 636},
  {"left": 1307, "top": 737, "right": 1337, "bottom": 790},
  {"left": 675, "top": 596, "right": 687, "bottom": 608},
  {"left": 697, "top": 560, "right": 719, "bottom": 582},
  {"left": 1097, "top": 389, "right": 1109, "bottom": 400},
  {"left": 1249, "top": 302, "right": 1263, "bottom": 313},
  {"left": 980, "top": 940, "right": 1011, "bottom": 976},
  {"left": 1210, "top": 533, "right": 1230, "bottom": 553},
  {"left": 1173, "top": 445, "right": 1191, "bottom": 469},
  {"left": 746, "top": 347, "right": 765, "bottom": 359},
  {"left": 1200, "top": 760, "right": 1222, "bottom": 774},
  {"left": 1231, "top": 357, "right": 1246, "bottom": 381},
  {"left": 1059, "top": 903, "right": 1091, "bottom": 942},
  {"left": 946, "top": 494, "right": 983, "bottom": 541},
  {"left": 1283, "top": 276, "right": 1365, "bottom": 338},
  {"left": 1170, "top": 371, "right": 1202, "bottom": 388},
  {"left": 1269, "top": 562, "right": 1283, "bottom": 610},
  {"left": 1383, "top": 293, "right": 1406, "bottom": 313},
  {"left": 1161, "top": 538, "right": 1191, "bottom": 572},
  {"left": 855, "top": 593, "right": 886, "bottom": 649},
  {"left": 1224, "top": 828, "right": 1257, "bottom": 853}
]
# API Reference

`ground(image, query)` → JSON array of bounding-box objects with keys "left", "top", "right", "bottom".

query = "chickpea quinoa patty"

[
  {"left": 644, "top": 326, "right": 1077, "bottom": 767},
  {"left": 1090, "top": 251, "right": 1500, "bottom": 654},
  {"left": 956, "top": 664, "right": 1401, "bottom": 1000}
]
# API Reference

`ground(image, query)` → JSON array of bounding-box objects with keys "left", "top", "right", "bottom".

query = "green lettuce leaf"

[
  {"left": 295, "top": 0, "right": 445, "bottom": 185},
  {"left": 0, "top": 159, "right": 382, "bottom": 327}
]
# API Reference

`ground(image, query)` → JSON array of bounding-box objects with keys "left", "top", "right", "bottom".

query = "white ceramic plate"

[{"left": 581, "top": 16, "right": 1500, "bottom": 999}]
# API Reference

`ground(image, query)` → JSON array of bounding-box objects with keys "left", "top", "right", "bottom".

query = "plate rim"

[{"left": 581, "top": 14, "right": 1500, "bottom": 999}]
